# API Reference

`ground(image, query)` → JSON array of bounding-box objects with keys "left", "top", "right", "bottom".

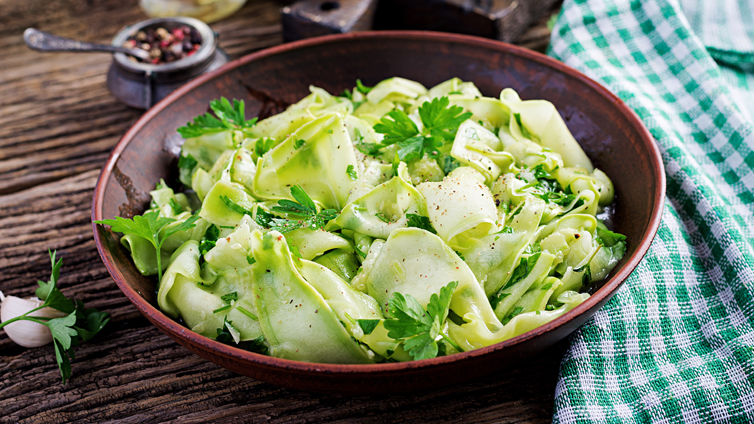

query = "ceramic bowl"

[{"left": 92, "top": 31, "right": 665, "bottom": 395}]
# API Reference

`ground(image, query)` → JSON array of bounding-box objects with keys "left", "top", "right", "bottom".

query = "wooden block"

[
  {"left": 282, "top": 0, "right": 379, "bottom": 42},
  {"left": 374, "top": 0, "right": 560, "bottom": 43}
]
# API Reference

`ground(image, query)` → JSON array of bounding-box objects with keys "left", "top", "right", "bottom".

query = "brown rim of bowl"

[{"left": 92, "top": 30, "right": 666, "bottom": 374}]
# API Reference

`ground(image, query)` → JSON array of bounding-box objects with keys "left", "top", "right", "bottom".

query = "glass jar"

[{"left": 140, "top": 0, "right": 248, "bottom": 23}]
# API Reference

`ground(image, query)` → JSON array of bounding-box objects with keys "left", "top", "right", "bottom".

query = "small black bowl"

[{"left": 107, "top": 17, "right": 229, "bottom": 109}]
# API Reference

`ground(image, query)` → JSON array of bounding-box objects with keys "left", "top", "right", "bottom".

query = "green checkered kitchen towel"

[{"left": 547, "top": 0, "right": 754, "bottom": 422}]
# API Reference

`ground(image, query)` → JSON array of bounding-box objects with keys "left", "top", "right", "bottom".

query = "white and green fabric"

[{"left": 548, "top": 0, "right": 754, "bottom": 422}]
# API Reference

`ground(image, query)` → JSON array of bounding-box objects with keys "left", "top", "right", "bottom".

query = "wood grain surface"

[{"left": 0, "top": 1, "right": 563, "bottom": 422}]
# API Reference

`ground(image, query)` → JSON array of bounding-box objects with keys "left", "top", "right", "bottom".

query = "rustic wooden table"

[{"left": 0, "top": 1, "right": 565, "bottom": 422}]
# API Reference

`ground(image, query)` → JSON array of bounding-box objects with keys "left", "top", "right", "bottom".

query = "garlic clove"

[{"left": 0, "top": 294, "right": 67, "bottom": 348}]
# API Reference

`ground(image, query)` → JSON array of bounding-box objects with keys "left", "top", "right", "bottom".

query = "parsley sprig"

[
  {"left": 177, "top": 98, "right": 258, "bottom": 139},
  {"left": 96, "top": 210, "right": 199, "bottom": 281},
  {"left": 251, "top": 186, "right": 338, "bottom": 234},
  {"left": 0, "top": 251, "right": 109, "bottom": 383},
  {"left": 373, "top": 97, "right": 472, "bottom": 162},
  {"left": 383, "top": 281, "right": 462, "bottom": 360}
]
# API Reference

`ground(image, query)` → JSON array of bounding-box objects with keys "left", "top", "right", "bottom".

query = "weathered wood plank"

[{"left": 0, "top": 0, "right": 562, "bottom": 422}]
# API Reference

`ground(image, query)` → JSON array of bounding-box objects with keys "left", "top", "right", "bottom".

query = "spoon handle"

[{"left": 23, "top": 28, "right": 150, "bottom": 60}]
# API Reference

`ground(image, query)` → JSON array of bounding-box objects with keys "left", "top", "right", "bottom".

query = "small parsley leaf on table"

[
  {"left": 383, "top": 281, "right": 462, "bottom": 360},
  {"left": 0, "top": 251, "right": 110, "bottom": 383}
]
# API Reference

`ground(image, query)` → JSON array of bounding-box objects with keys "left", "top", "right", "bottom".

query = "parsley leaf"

[
  {"left": 383, "top": 281, "right": 462, "bottom": 360},
  {"left": 502, "top": 306, "right": 525, "bottom": 325},
  {"left": 221, "top": 291, "right": 238, "bottom": 303},
  {"left": 346, "top": 164, "right": 358, "bottom": 181},
  {"left": 48, "top": 312, "right": 78, "bottom": 351},
  {"left": 357, "top": 319, "right": 380, "bottom": 335},
  {"left": 177, "top": 98, "right": 258, "bottom": 139},
  {"left": 374, "top": 110, "right": 420, "bottom": 145},
  {"left": 294, "top": 139, "right": 306, "bottom": 149},
  {"left": 96, "top": 210, "right": 199, "bottom": 281},
  {"left": 396, "top": 136, "right": 427, "bottom": 162},
  {"left": 374, "top": 96, "right": 471, "bottom": 163},
  {"left": 177, "top": 154, "right": 198, "bottom": 170},
  {"left": 254, "top": 137, "right": 276, "bottom": 157},
  {"left": 489, "top": 253, "right": 541, "bottom": 310},
  {"left": 579, "top": 264, "right": 592, "bottom": 287},
  {"left": 256, "top": 186, "right": 338, "bottom": 234},
  {"left": 418, "top": 96, "right": 473, "bottom": 142},
  {"left": 353, "top": 129, "right": 381, "bottom": 156},
  {"left": 199, "top": 224, "right": 220, "bottom": 256},
  {"left": 356, "top": 79, "right": 372, "bottom": 94},
  {"left": 406, "top": 214, "right": 436, "bottom": 234},
  {"left": 36, "top": 251, "right": 74, "bottom": 313},
  {"left": 443, "top": 156, "right": 460, "bottom": 174},
  {"left": 354, "top": 244, "right": 367, "bottom": 259},
  {"left": 596, "top": 227, "right": 627, "bottom": 247}
]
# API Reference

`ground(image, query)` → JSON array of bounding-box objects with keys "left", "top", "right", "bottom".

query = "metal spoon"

[{"left": 23, "top": 28, "right": 152, "bottom": 61}]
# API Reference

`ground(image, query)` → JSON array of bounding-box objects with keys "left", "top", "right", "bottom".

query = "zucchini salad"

[{"left": 98, "top": 77, "right": 626, "bottom": 363}]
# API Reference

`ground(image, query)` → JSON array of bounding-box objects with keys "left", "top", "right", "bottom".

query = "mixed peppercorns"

[{"left": 123, "top": 25, "right": 202, "bottom": 64}]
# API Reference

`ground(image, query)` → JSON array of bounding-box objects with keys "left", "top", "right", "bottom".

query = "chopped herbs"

[
  {"left": 346, "top": 164, "right": 358, "bottom": 181},
  {"left": 502, "top": 306, "right": 525, "bottom": 325},
  {"left": 353, "top": 129, "right": 381, "bottom": 156},
  {"left": 489, "top": 253, "right": 541, "bottom": 310},
  {"left": 294, "top": 139, "right": 306, "bottom": 149},
  {"left": 375, "top": 212, "right": 392, "bottom": 223},
  {"left": 220, "top": 291, "right": 238, "bottom": 303},
  {"left": 199, "top": 224, "right": 220, "bottom": 255},
  {"left": 213, "top": 305, "right": 232, "bottom": 314},
  {"left": 220, "top": 195, "right": 254, "bottom": 217},
  {"left": 406, "top": 214, "right": 436, "bottom": 234},
  {"left": 237, "top": 306, "right": 258, "bottom": 320}
]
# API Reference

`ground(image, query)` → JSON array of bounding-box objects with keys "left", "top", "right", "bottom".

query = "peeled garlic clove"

[{"left": 0, "top": 292, "right": 67, "bottom": 348}]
